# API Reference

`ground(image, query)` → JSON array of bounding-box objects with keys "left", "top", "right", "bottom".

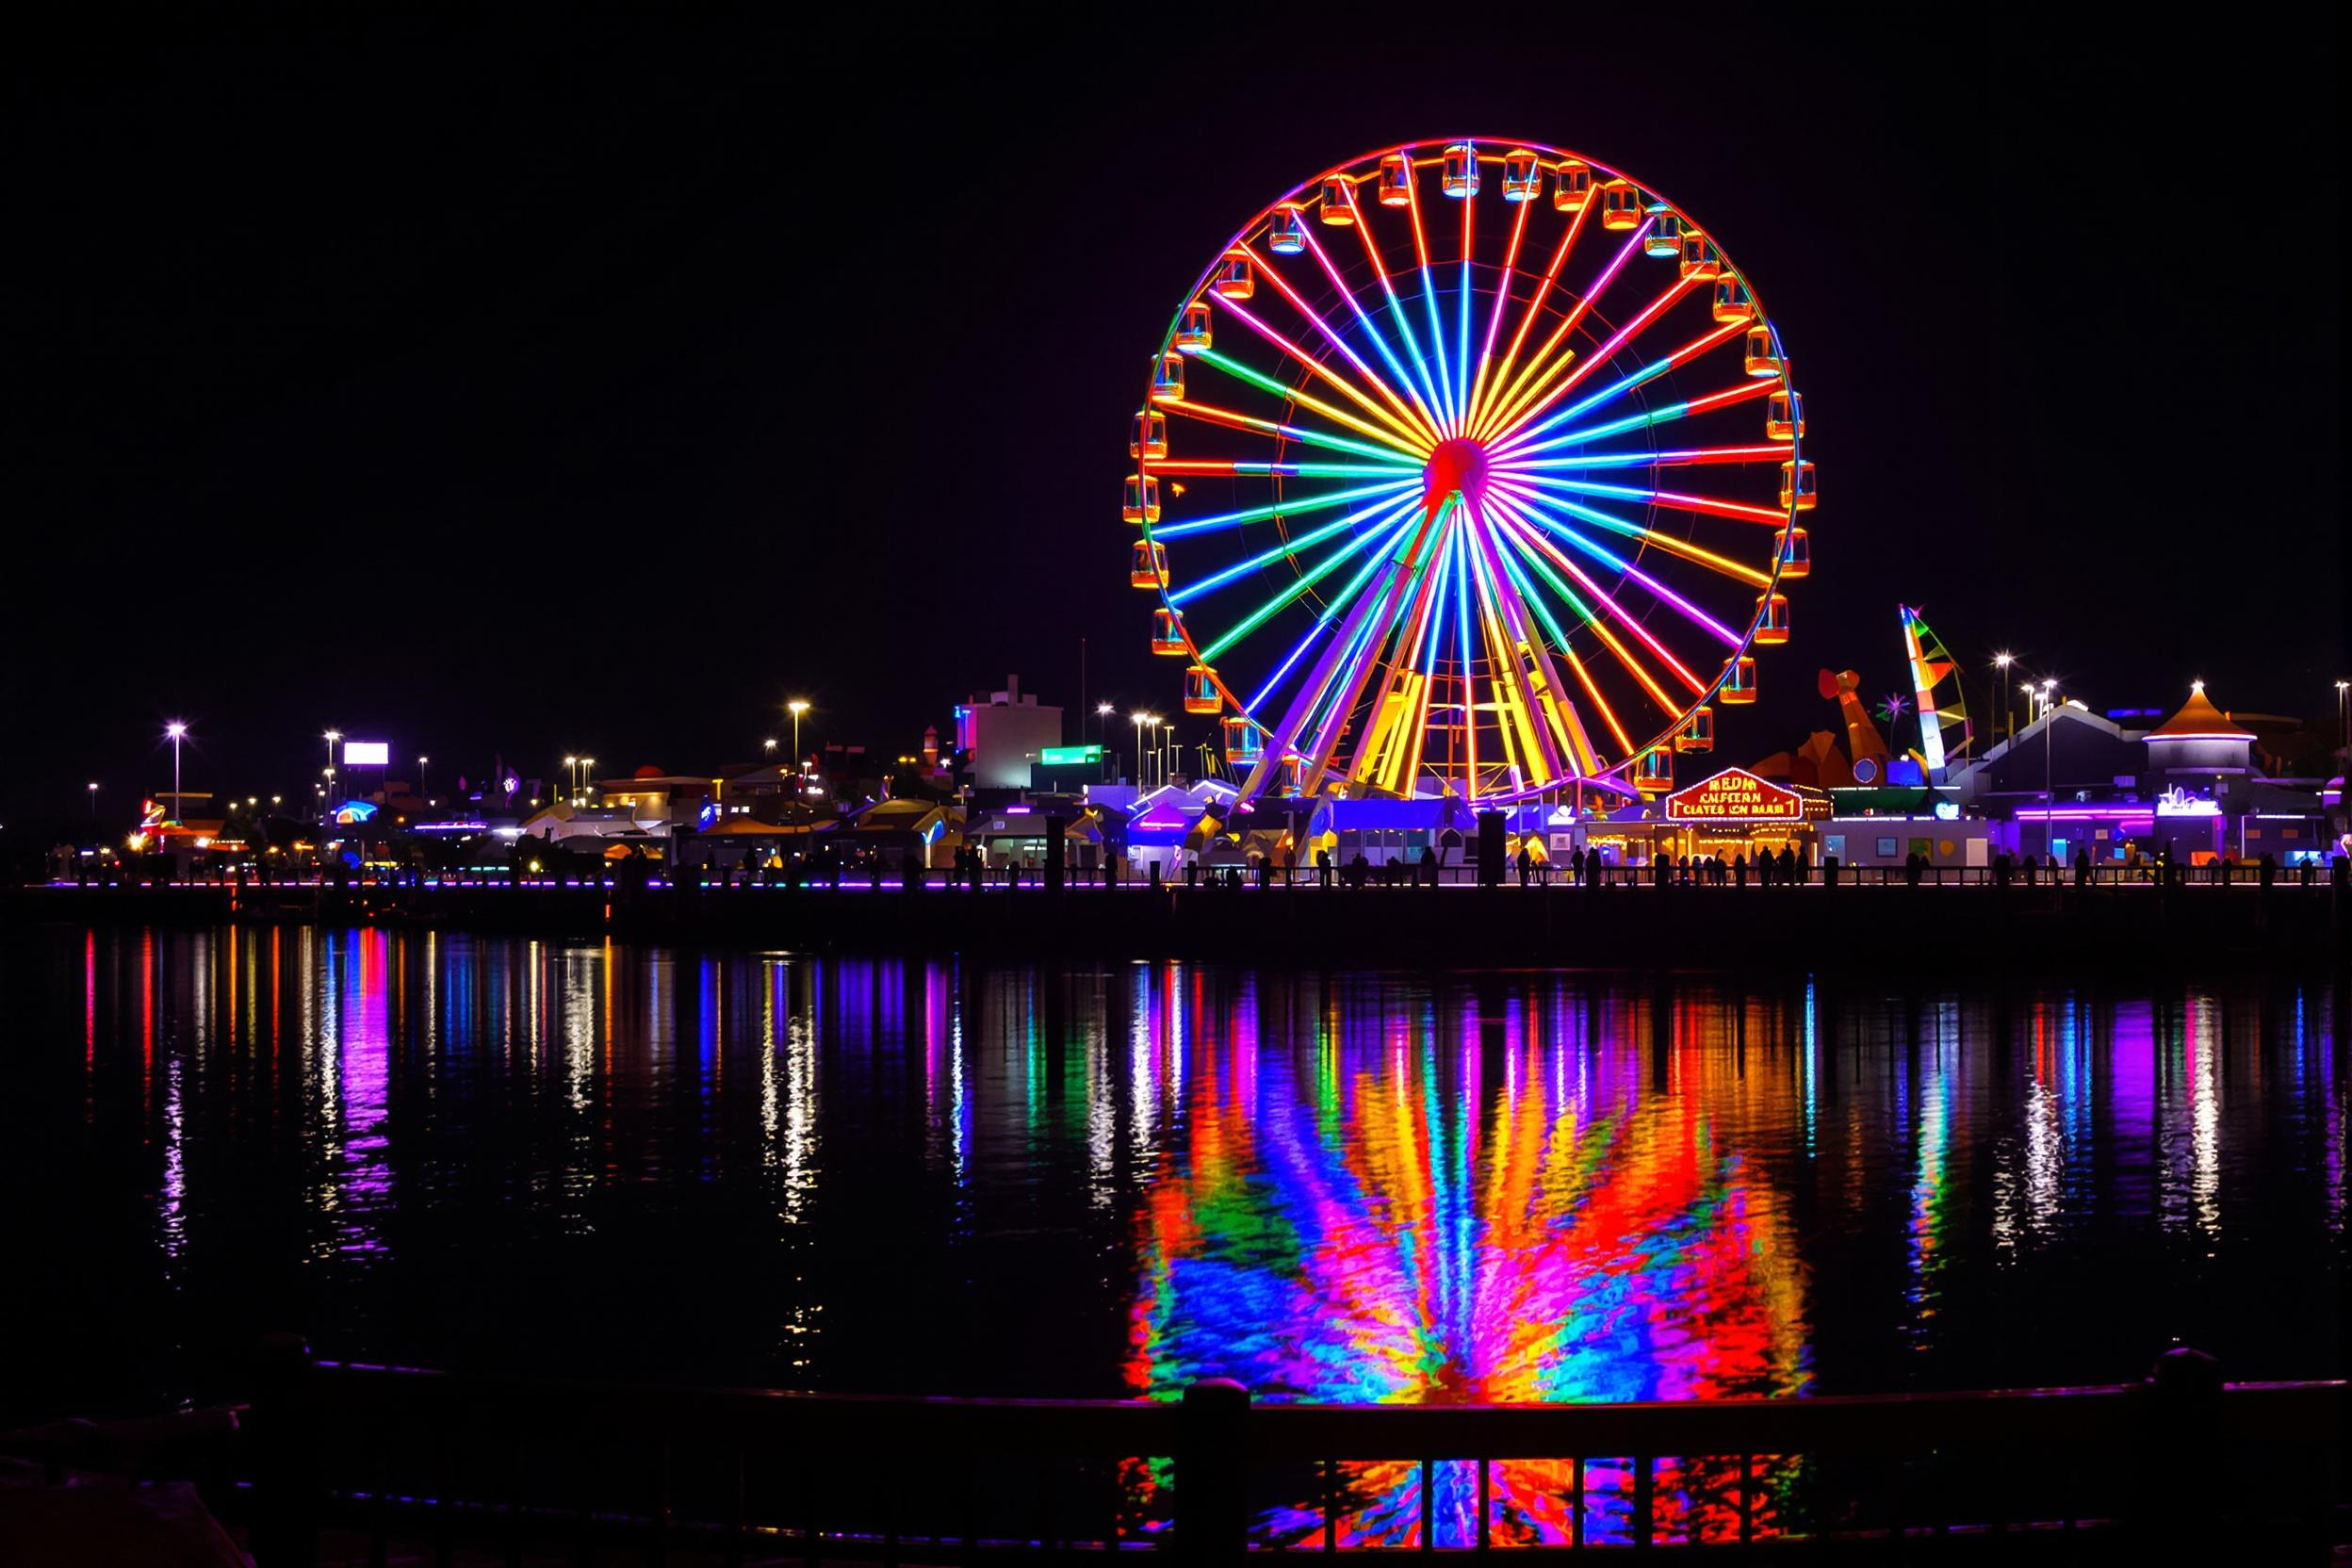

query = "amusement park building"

[
  {"left": 956, "top": 674, "right": 1063, "bottom": 791},
  {"left": 1952, "top": 685, "right": 2337, "bottom": 864}
]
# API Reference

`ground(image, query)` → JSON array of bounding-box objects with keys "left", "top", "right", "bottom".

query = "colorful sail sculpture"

[{"left": 1898, "top": 604, "right": 1972, "bottom": 782}]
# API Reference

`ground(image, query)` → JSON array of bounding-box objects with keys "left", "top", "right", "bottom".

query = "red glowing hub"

[{"left": 1423, "top": 437, "right": 1490, "bottom": 510}]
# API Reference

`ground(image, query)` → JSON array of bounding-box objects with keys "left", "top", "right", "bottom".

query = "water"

[{"left": 4, "top": 926, "right": 2344, "bottom": 1539}]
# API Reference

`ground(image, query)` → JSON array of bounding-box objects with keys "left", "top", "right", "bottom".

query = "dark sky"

[{"left": 4, "top": 10, "right": 2342, "bottom": 835}]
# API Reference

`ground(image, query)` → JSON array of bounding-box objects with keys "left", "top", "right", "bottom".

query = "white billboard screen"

[{"left": 343, "top": 741, "right": 390, "bottom": 767}]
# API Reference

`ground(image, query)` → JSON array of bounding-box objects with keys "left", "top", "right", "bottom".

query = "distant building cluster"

[{"left": 54, "top": 667, "right": 2351, "bottom": 887}]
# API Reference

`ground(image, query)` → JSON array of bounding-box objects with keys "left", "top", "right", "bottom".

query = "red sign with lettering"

[{"left": 1665, "top": 767, "right": 1804, "bottom": 822}]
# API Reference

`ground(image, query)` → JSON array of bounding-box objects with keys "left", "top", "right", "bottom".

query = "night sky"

[{"left": 5, "top": 11, "right": 2342, "bottom": 840}]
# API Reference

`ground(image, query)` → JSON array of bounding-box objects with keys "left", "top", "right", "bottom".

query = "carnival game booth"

[{"left": 1658, "top": 767, "right": 1828, "bottom": 865}]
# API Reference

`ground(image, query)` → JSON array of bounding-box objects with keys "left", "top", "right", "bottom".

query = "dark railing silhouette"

[{"left": 237, "top": 1338, "right": 2345, "bottom": 1565}]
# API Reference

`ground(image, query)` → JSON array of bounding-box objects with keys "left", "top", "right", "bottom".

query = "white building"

[{"left": 955, "top": 674, "right": 1063, "bottom": 790}]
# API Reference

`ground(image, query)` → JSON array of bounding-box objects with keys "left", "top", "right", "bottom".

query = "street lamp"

[
  {"left": 165, "top": 723, "right": 188, "bottom": 825},
  {"left": 88, "top": 781, "right": 99, "bottom": 818},
  {"left": 564, "top": 755, "right": 578, "bottom": 805},
  {"left": 1132, "top": 710, "right": 1153, "bottom": 788},
  {"left": 416, "top": 756, "right": 429, "bottom": 804},
  {"left": 2336, "top": 679, "right": 2348, "bottom": 772},
  {"left": 1991, "top": 653, "right": 2014, "bottom": 743},
  {"left": 763, "top": 738, "right": 777, "bottom": 759},
  {"left": 2040, "top": 680, "right": 2057, "bottom": 824},
  {"left": 580, "top": 759, "right": 596, "bottom": 808},
  {"left": 788, "top": 700, "right": 810, "bottom": 769}
]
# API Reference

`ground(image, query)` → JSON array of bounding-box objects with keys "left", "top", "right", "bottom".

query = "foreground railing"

[{"left": 237, "top": 1338, "right": 2343, "bottom": 1564}]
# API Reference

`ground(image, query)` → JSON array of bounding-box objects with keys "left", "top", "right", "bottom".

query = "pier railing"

[{"left": 237, "top": 1338, "right": 2344, "bottom": 1564}]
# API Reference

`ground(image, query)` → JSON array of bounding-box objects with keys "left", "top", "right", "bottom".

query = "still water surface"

[{"left": 6, "top": 925, "right": 2344, "bottom": 1436}]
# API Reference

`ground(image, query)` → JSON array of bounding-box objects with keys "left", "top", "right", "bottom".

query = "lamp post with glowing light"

[
  {"left": 2040, "top": 679, "right": 2057, "bottom": 826},
  {"left": 416, "top": 756, "right": 429, "bottom": 806},
  {"left": 1132, "top": 711, "right": 1154, "bottom": 789},
  {"left": 1992, "top": 653, "right": 2014, "bottom": 743},
  {"left": 2336, "top": 679, "right": 2348, "bottom": 774},
  {"left": 88, "top": 781, "right": 99, "bottom": 819},
  {"left": 165, "top": 722, "right": 188, "bottom": 825},
  {"left": 788, "top": 700, "right": 810, "bottom": 772}
]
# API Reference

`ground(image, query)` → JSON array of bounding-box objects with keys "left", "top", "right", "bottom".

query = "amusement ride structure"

[{"left": 1128, "top": 139, "right": 1814, "bottom": 812}]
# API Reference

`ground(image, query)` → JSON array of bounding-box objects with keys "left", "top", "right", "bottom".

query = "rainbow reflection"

[{"left": 1121, "top": 972, "right": 1810, "bottom": 1546}]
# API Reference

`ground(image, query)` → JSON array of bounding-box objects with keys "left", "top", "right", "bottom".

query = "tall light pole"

[
  {"left": 1992, "top": 653, "right": 2014, "bottom": 743},
  {"left": 564, "top": 756, "right": 578, "bottom": 805},
  {"left": 2040, "top": 679, "right": 2056, "bottom": 830},
  {"left": 416, "top": 756, "right": 430, "bottom": 805},
  {"left": 88, "top": 781, "right": 99, "bottom": 819},
  {"left": 165, "top": 722, "right": 187, "bottom": 824},
  {"left": 788, "top": 699, "right": 811, "bottom": 771},
  {"left": 2337, "top": 679, "right": 2348, "bottom": 772},
  {"left": 1133, "top": 710, "right": 1152, "bottom": 789},
  {"left": 580, "top": 759, "right": 596, "bottom": 808}
]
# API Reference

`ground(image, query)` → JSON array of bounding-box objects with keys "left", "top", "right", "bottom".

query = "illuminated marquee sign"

[
  {"left": 1665, "top": 767, "right": 1805, "bottom": 822},
  {"left": 343, "top": 741, "right": 390, "bottom": 767},
  {"left": 1039, "top": 744, "right": 1103, "bottom": 766},
  {"left": 2156, "top": 786, "right": 2220, "bottom": 818}
]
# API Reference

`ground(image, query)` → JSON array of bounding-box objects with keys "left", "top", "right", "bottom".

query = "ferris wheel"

[{"left": 1126, "top": 139, "right": 1813, "bottom": 807}]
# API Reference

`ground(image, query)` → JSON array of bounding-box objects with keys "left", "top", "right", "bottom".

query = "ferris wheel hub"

[{"left": 1422, "top": 437, "right": 1491, "bottom": 512}]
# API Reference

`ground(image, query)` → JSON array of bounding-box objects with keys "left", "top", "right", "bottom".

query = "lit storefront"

[{"left": 1657, "top": 767, "right": 1828, "bottom": 864}]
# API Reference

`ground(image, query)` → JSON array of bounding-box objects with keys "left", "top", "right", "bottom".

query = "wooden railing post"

[
  {"left": 2135, "top": 1346, "right": 2221, "bottom": 1555},
  {"left": 248, "top": 1332, "right": 319, "bottom": 1568},
  {"left": 1179, "top": 1379, "right": 1250, "bottom": 1565}
]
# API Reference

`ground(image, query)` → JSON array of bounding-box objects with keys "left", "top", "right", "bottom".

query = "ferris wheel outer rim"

[{"left": 1133, "top": 136, "right": 1806, "bottom": 794}]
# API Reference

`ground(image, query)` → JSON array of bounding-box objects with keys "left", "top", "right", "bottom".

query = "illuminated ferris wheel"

[{"left": 1126, "top": 139, "right": 1813, "bottom": 807}]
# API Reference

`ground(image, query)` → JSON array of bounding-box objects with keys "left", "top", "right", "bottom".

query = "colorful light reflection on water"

[{"left": 7, "top": 930, "right": 2345, "bottom": 1544}]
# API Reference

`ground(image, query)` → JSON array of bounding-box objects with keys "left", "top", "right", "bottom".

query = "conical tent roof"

[{"left": 2148, "top": 685, "right": 2254, "bottom": 741}]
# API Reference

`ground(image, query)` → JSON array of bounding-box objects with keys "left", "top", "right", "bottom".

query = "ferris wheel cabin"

[
  {"left": 1553, "top": 160, "right": 1592, "bottom": 212},
  {"left": 1212, "top": 250, "right": 1253, "bottom": 300},
  {"left": 1720, "top": 656, "right": 1759, "bottom": 705},
  {"left": 1644, "top": 212, "right": 1685, "bottom": 258},
  {"left": 1130, "top": 539, "right": 1168, "bottom": 590},
  {"left": 1151, "top": 608, "right": 1188, "bottom": 657},
  {"left": 1378, "top": 153, "right": 1413, "bottom": 205},
  {"left": 1122, "top": 473, "right": 1160, "bottom": 526},
  {"left": 1766, "top": 390, "right": 1804, "bottom": 440},
  {"left": 1129, "top": 408, "right": 1167, "bottom": 461},
  {"left": 1774, "top": 526, "right": 1811, "bottom": 579},
  {"left": 1634, "top": 748, "right": 1674, "bottom": 793},
  {"left": 1222, "top": 716, "right": 1264, "bottom": 766},
  {"left": 1598, "top": 179, "right": 1643, "bottom": 230},
  {"left": 1183, "top": 665, "right": 1222, "bottom": 715},
  {"left": 1502, "top": 149, "right": 1541, "bottom": 202},
  {"left": 1679, "top": 236, "right": 1723, "bottom": 281},
  {"left": 1743, "top": 326, "right": 1783, "bottom": 378},
  {"left": 1319, "top": 176, "right": 1355, "bottom": 223},
  {"left": 1779, "top": 460, "right": 1817, "bottom": 512},
  {"left": 1712, "top": 275, "right": 1756, "bottom": 323},
  {"left": 1753, "top": 593, "right": 1791, "bottom": 645},
  {"left": 1674, "top": 706, "right": 1716, "bottom": 753},
  {"left": 1441, "top": 143, "right": 1479, "bottom": 197},
  {"left": 1175, "top": 302, "right": 1213, "bottom": 354},
  {"left": 1267, "top": 204, "right": 1307, "bottom": 254}
]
